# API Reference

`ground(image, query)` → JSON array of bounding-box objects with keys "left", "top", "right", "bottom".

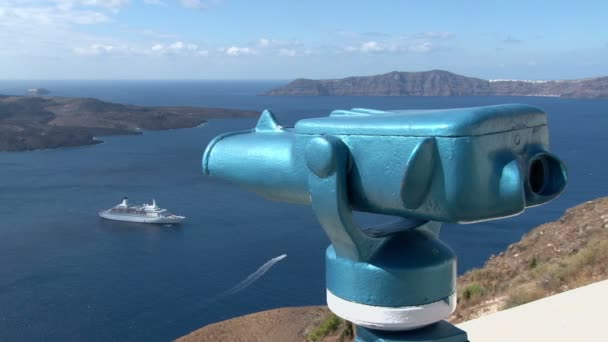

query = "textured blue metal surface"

[
  {"left": 202, "top": 104, "right": 567, "bottom": 340},
  {"left": 203, "top": 104, "right": 566, "bottom": 223},
  {"left": 298, "top": 104, "right": 546, "bottom": 136},
  {"left": 326, "top": 224, "right": 456, "bottom": 306}
]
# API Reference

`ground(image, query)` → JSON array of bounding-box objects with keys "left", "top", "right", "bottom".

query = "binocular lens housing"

[{"left": 525, "top": 152, "right": 567, "bottom": 207}]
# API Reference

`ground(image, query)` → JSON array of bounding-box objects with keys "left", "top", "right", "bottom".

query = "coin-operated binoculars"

[{"left": 203, "top": 104, "right": 566, "bottom": 342}]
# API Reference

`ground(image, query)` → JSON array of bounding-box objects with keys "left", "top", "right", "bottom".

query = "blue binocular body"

[
  {"left": 203, "top": 103, "right": 566, "bottom": 335},
  {"left": 204, "top": 104, "right": 566, "bottom": 223}
]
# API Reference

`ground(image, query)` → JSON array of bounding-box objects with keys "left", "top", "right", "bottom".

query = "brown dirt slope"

[
  {"left": 178, "top": 197, "right": 608, "bottom": 342},
  {"left": 451, "top": 197, "right": 608, "bottom": 322},
  {"left": 176, "top": 306, "right": 340, "bottom": 342}
]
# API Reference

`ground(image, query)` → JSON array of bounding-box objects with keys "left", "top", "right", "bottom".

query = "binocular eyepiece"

[{"left": 527, "top": 152, "right": 567, "bottom": 200}]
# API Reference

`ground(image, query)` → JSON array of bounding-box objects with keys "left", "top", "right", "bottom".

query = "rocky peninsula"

[
  {"left": 0, "top": 95, "right": 258, "bottom": 151},
  {"left": 264, "top": 70, "right": 608, "bottom": 99},
  {"left": 179, "top": 196, "right": 608, "bottom": 342}
]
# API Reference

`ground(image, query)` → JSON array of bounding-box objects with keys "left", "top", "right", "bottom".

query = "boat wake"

[
  {"left": 218, "top": 254, "right": 287, "bottom": 298},
  {"left": 157, "top": 254, "right": 288, "bottom": 326}
]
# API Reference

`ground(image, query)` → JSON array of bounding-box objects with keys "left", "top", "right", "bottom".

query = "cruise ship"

[{"left": 99, "top": 197, "right": 185, "bottom": 224}]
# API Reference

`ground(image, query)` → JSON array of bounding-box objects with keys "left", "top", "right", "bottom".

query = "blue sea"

[{"left": 0, "top": 80, "right": 607, "bottom": 341}]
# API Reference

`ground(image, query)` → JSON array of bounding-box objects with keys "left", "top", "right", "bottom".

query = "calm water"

[{"left": 0, "top": 81, "right": 607, "bottom": 341}]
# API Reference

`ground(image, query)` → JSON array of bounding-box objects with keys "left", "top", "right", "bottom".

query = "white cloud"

[
  {"left": 54, "top": 0, "right": 131, "bottom": 11},
  {"left": 0, "top": 5, "right": 109, "bottom": 26},
  {"left": 79, "top": 0, "right": 130, "bottom": 9},
  {"left": 258, "top": 38, "right": 271, "bottom": 47},
  {"left": 360, "top": 41, "right": 384, "bottom": 53},
  {"left": 502, "top": 35, "right": 523, "bottom": 44},
  {"left": 418, "top": 31, "right": 454, "bottom": 39},
  {"left": 224, "top": 46, "right": 256, "bottom": 56},
  {"left": 336, "top": 30, "right": 449, "bottom": 55},
  {"left": 408, "top": 41, "right": 433, "bottom": 53},
  {"left": 73, "top": 43, "right": 122, "bottom": 55},
  {"left": 0, "top": 1, "right": 117, "bottom": 57},
  {"left": 181, "top": 0, "right": 208, "bottom": 9},
  {"left": 145, "top": 41, "right": 208, "bottom": 55},
  {"left": 73, "top": 40, "right": 208, "bottom": 56},
  {"left": 255, "top": 37, "right": 310, "bottom": 56},
  {"left": 151, "top": 43, "right": 164, "bottom": 52},
  {"left": 146, "top": 41, "right": 207, "bottom": 55},
  {"left": 340, "top": 39, "right": 436, "bottom": 54},
  {"left": 143, "top": 0, "right": 166, "bottom": 5},
  {"left": 278, "top": 48, "right": 296, "bottom": 57},
  {"left": 0, "top": 0, "right": 208, "bottom": 59},
  {"left": 256, "top": 38, "right": 291, "bottom": 48}
]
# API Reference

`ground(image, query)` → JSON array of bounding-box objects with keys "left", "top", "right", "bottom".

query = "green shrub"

[
  {"left": 307, "top": 314, "right": 342, "bottom": 342},
  {"left": 462, "top": 283, "right": 486, "bottom": 301},
  {"left": 529, "top": 257, "right": 538, "bottom": 269},
  {"left": 338, "top": 321, "right": 353, "bottom": 342}
]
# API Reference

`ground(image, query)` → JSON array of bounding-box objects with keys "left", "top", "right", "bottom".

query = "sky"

[{"left": 0, "top": 0, "right": 607, "bottom": 80}]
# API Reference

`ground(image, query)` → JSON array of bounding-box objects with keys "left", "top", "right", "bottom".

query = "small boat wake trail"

[
  {"left": 159, "top": 254, "right": 288, "bottom": 328},
  {"left": 216, "top": 254, "right": 287, "bottom": 299}
]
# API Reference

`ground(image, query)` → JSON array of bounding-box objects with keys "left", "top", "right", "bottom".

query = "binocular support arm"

[
  {"left": 306, "top": 135, "right": 388, "bottom": 262},
  {"left": 305, "top": 135, "right": 460, "bottom": 335}
]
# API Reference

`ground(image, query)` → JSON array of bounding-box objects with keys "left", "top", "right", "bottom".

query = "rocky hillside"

[
  {"left": 0, "top": 96, "right": 257, "bottom": 151},
  {"left": 264, "top": 70, "right": 608, "bottom": 99},
  {"left": 265, "top": 70, "right": 492, "bottom": 96},
  {"left": 178, "top": 196, "right": 608, "bottom": 342},
  {"left": 452, "top": 197, "right": 608, "bottom": 322}
]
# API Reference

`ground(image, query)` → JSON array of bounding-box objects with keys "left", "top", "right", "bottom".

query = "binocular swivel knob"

[{"left": 305, "top": 136, "right": 338, "bottom": 178}]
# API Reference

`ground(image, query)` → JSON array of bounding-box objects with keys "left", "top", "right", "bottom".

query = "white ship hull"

[{"left": 99, "top": 210, "right": 185, "bottom": 224}]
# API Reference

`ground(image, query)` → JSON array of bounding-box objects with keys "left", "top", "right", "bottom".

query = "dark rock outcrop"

[{"left": 0, "top": 95, "right": 258, "bottom": 151}]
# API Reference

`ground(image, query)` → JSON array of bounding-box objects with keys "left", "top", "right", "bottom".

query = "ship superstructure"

[{"left": 99, "top": 197, "right": 185, "bottom": 224}]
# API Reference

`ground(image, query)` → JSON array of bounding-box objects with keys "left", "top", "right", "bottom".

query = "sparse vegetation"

[
  {"left": 461, "top": 283, "right": 486, "bottom": 303},
  {"left": 528, "top": 256, "right": 538, "bottom": 269},
  {"left": 451, "top": 197, "right": 608, "bottom": 323},
  {"left": 533, "top": 239, "right": 608, "bottom": 293},
  {"left": 307, "top": 314, "right": 343, "bottom": 341},
  {"left": 503, "top": 286, "right": 545, "bottom": 309},
  {"left": 339, "top": 321, "right": 353, "bottom": 342}
]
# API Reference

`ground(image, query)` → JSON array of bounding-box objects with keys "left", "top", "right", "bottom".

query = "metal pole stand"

[
  {"left": 356, "top": 321, "right": 468, "bottom": 342},
  {"left": 305, "top": 136, "right": 466, "bottom": 342}
]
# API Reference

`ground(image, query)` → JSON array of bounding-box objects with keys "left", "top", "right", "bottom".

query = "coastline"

[{"left": 0, "top": 95, "right": 258, "bottom": 152}]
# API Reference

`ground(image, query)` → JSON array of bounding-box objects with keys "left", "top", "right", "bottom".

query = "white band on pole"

[{"left": 326, "top": 289, "right": 456, "bottom": 331}]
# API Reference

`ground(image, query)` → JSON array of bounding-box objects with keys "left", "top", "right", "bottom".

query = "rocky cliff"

[{"left": 264, "top": 70, "right": 608, "bottom": 99}]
